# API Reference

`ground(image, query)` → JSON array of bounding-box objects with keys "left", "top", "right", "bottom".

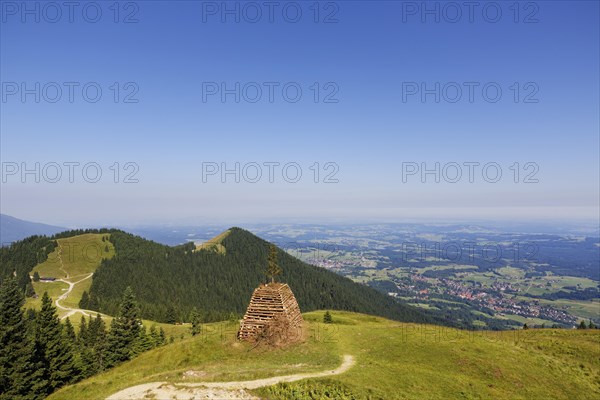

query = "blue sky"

[{"left": 1, "top": 1, "right": 598, "bottom": 226}]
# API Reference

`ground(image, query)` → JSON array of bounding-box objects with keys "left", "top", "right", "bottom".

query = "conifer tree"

[
  {"left": 159, "top": 327, "right": 166, "bottom": 345},
  {"left": 149, "top": 325, "right": 160, "bottom": 347},
  {"left": 79, "top": 291, "right": 90, "bottom": 310},
  {"left": 25, "top": 282, "right": 35, "bottom": 297},
  {"left": 104, "top": 287, "right": 141, "bottom": 367},
  {"left": 166, "top": 304, "right": 177, "bottom": 324},
  {"left": 64, "top": 318, "right": 76, "bottom": 343},
  {"left": 78, "top": 345, "right": 96, "bottom": 379},
  {"left": 91, "top": 314, "right": 107, "bottom": 371},
  {"left": 35, "top": 292, "right": 78, "bottom": 393},
  {"left": 323, "top": 311, "right": 333, "bottom": 324},
  {"left": 87, "top": 292, "right": 99, "bottom": 310},
  {"left": 267, "top": 244, "right": 283, "bottom": 283},
  {"left": 135, "top": 326, "right": 153, "bottom": 353},
  {"left": 88, "top": 315, "right": 98, "bottom": 345},
  {"left": 0, "top": 277, "right": 35, "bottom": 399},
  {"left": 190, "top": 308, "right": 202, "bottom": 336},
  {"left": 78, "top": 315, "right": 88, "bottom": 345}
]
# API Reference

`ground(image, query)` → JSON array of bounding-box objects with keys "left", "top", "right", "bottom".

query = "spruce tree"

[
  {"left": 78, "top": 315, "right": 88, "bottom": 345},
  {"left": 323, "top": 311, "right": 333, "bottom": 324},
  {"left": 35, "top": 292, "right": 78, "bottom": 393},
  {"left": 25, "top": 282, "right": 35, "bottom": 298},
  {"left": 159, "top": 327, "right": 166, "bottom": 345},
  {"left": 149, "top": 325, "right": 160, "bottom": 347},
  {"left": 134, "top": 326, "right": 153, "bottom": 353},
  {"left": 79, "top": 291, "right": 90, "bottom": 310},
  {"left": 78, "top": 345, "right": 96, "bottom": 379},
  {"left": 190, "top": 308, "right": 202, "bottom": 336},
  {"left": 91, "top": 314, "right": 107, "bottom": 372},
  {"left": 0, "top": 277, "right": 35, "bottom": 399},
  {"left": 87, "top": 314, "right": 100, "bottom": 346},
  {"left": 64, "top": 318, "right": 76, "bottom": 343},
  {"left": 104, "top": 287, "right": 142, "bottom": 367},
  {"left": 166, "top": 305, "right": 177, "bottom": 324},
  {"left": 267, "top": 244, "right": 283, "bottom": 283},
  {"left": 87, "top": 293, "right": 99, "bottom": 310},
  {"left": 33, "top": 271, "right": 40, "bottom": 282}
]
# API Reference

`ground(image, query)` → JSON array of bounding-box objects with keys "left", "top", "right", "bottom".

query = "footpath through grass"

[
  {"left": 27, "top": 234, "right": 114, "bottom": 315},
  {"left": 51, "top": 311, "right": 600, "bottom": 400}
]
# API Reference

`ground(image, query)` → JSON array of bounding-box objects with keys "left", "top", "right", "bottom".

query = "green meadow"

[{"left": 50, "top": 311, "right": 600, "bottom": 400}]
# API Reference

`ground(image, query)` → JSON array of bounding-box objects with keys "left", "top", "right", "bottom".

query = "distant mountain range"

[{"left": 0, "top": 214, "right": 65, "bottom": 244}]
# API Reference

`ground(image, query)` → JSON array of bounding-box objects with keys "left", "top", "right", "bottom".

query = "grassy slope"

[
  {"left": 25, "top": 233, "right": 115, "bottom": 314},
  {"left": 50, "top": 312, "right": 600, "bottom": 400},
  {"left": 49, "top": 319, "right": 340, "bottom": 399},
  {"left": 194, "top": 229, "right": 230, "bottom": 254}
]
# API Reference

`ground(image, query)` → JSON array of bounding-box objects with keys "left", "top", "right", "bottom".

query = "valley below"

[
  {"left": 1, "top": 223, "right": 598, "bottom": 399},
  {"left": 246, "top": 224, "right": 600, "bottom": 330}
]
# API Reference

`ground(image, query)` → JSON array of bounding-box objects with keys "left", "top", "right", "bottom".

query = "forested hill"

[
  {"left": 84, "top": 228, "right": 454, "bottom": 326},
  {"left": 0, "top": 228, "right": 117, "bottom": 292}
]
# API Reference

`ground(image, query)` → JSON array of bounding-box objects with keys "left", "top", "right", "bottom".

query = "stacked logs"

[{"left": 238, "top": 282, "right": 303, "bottom": 344}]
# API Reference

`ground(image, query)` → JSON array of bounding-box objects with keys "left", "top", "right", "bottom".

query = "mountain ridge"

[
  {"left": 0, "top": 213, "right": 66, "bottom": 244},
  {"left": 84, "top": 227, "right": 455, "bottom": 326}
]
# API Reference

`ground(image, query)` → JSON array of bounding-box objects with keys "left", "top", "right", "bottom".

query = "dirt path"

[
  {"left": 106, "top": 354, "right": 355, "bottom": 400},
  {"left": 56, "top": 273, "right": 94, "bottom": 320},
  {"left": 53, "top": 242, "right": 101, "bottom": 320}
]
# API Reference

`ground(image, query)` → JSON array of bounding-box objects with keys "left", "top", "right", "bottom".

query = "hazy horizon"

[{"left": 2, "top": 1, "right": 599, "bottom": 230}]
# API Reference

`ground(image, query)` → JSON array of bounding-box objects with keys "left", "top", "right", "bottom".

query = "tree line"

[
  {"left": 84, "top": 228, "right": 451, "bottom": 327},
  {"left": 0, "top": 277, "right": 164, "bottom": 399},
  {"left": 3, "top": 227, "right": 470, "bottom": 330}
]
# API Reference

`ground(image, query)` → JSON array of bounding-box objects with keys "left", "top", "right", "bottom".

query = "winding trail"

[
  {"left": 106, "top": 354, "right": 355, "bottom": 400},
  {"left": 56, "top": 273, "right": 94, "bottom": 320},
  {"left": 47, "top": 242, "right": 102, "bottom": 320}
]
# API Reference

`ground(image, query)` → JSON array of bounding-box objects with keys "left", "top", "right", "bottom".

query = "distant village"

[
  {"left": 391, "top": 274, "right": 578, "bottom": 326},
  {"left": 310, "top": 256, "right": 580, "bottom": 327}
]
